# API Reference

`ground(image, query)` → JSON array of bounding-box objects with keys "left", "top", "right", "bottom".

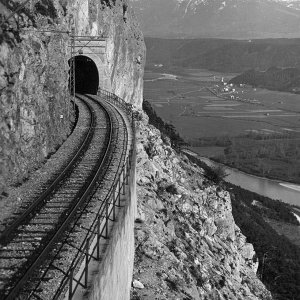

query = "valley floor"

[{"left": 144, "top": 67, "right": 300, "bottom": 186}]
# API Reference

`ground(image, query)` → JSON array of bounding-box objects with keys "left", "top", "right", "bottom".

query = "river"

[{"left": 183, "top": 149, "right": 300, "bottom": 206}]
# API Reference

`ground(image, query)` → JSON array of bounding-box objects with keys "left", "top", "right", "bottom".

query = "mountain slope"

[
  {"left": 132, "top": 112, "right": 272, "bottom": 299},
  {"left": 229, "top": 67, "right": 300, "bottom": 92},
  {"left": 130, "top": 0, "right": 300, "bottom": 38},
  {"left": 145, "top": 38, "right": 300, "bottom": 72}
]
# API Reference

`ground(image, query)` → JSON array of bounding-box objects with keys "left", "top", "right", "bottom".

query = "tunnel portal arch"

[{"left": 69, "top": 55, "right": 99, "bottom": 95}]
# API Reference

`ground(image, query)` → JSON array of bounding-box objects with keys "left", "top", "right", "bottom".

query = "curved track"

[{"left": 0, "top": 94, "right": 130, "bottom": 300}]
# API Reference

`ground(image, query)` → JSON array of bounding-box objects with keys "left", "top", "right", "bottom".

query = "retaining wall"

[{"left": 87, "top": 152, "right": 137, "bottom": 300}]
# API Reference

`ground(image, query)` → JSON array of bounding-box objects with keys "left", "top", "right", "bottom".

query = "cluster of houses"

[{"left": 211, "top": 78, "right": 260, "bottom": 103}]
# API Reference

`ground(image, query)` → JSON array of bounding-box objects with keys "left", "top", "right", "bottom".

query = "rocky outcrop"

[
  {"left": 131, "top": 113, "right": 272, "bottom": 299},
  {"left": 98, "top": 0, "right": 145, "bottom": 106},
  {"left": 0, "top": 0, "right": 144, "bottom": 193},
  {"left": 0, "top": 0, "right": 72, "bottom": 192}
]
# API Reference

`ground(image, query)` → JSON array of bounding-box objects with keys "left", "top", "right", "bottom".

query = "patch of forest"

[
  {"left": 142, "top": 99, "right": 186, "bottom": 150},
  {"left": 217, "top": 134, "right": 300, "bottom": 184},
  {"left": 184, "top": 153, "right": 300, "bottom": 300},
  {"left": 229, "top": 184, "right": 300, "bottom": 300},
  {"left": 190, "top": 133, "right": 300, "bottom": 184},
  {"left": 229, "top": 67, "right": 300, "bottom": 93}
]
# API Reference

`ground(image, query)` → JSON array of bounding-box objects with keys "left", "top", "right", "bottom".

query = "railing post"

[
  {"left": 96, "top": 215, "right": 100, "bottom": 260},
  {"left": 129, "top": 149, "right": 132, "bottom": 167},
  {"left": 69, "top": 266, "right": 74, "bottom": 300},
  {"left": 122, "top": 169, "right": 126, "bottom": 196},
  {"left": 126, "top": 157, "right": 130, "bottom": 185},
  {"left": 105, "top": 196, "right": 109, "bottom": 238},
  {"left": 117, "top": 177, "right": 121, "bottom": 207},
  {"left": 85, "top": 237, "right": 90, "bottom": 288},
  {"left": 112, "top": 185, "right": 116, "bottom": 221},
  {"left": 128, "top": 169, "right": 132, "bottom": 200}
]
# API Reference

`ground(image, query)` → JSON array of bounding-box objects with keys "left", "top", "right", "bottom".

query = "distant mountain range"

[
  {"left": 130, "top": 0, "right": 300, "bottom": 38},
  {"left": 145, "top": 38, "right": 300, "bottom": 72}
]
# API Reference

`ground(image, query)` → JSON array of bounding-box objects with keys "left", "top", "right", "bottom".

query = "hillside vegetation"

[
  {"left": 190, "top": 133, "right": 300, "bottom": 184},
  {"left": 229, "top": 67, "right": 300, "bottom": 93},
  {"left": 142, "top": 99, "right": 186, "bottom": 149},
  {"left": 185, "top": 153, "right": 300, "bottom": 300},
  {"left": 216, "top": 134, "right": 300, "bottom": 184},
  {"left": 145, "top": 38, "right": 300, "bottom": 73}
]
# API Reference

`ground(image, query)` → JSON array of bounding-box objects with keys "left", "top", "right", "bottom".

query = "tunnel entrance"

[{"left": 69, "top": 55, "right": 99, "bottom": 94}]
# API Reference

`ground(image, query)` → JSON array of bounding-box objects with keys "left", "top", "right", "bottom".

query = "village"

[{"left": 208, "top": 77, "right": 262, "bottom": 105}]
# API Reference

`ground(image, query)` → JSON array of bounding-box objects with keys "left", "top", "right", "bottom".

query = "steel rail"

[
  {"left": 3, "top": 96, "right": 113, "bottom": 300},
  {"left": 51, "top": 94, "right": 128, "bottom": 299},
  {"left": 48, "top": 92, "right": 134, "bottom": 300},
  {"left": 1, "top": 91, "right": 134, "bottom": 300},
  {"left": 0, "top": 98, "right": 95, "bottom": 246}
]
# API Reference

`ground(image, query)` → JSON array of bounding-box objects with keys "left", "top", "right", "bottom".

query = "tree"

[{"left": 204, "top": 165, "right": 228, "bottom": 184}]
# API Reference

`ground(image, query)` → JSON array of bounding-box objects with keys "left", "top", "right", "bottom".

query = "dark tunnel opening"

[{"left": 69, "top": 55, "right": 99, "bottom": 95}]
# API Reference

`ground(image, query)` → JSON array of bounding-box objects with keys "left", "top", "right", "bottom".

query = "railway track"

[{"left": 0, "top": 93, "right": 132, "bottom": 299}]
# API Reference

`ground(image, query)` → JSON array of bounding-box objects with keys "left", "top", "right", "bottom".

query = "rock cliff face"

[
  {"left": 132, "top": 113, "right": 272, "bottom": 299},
  {"left": 97, "top": 0, "right": 145, "bottom": 106},
  {"left": 0, "top": 0, "right": 144, "bottom": 193},
  {"left": 0, "top": 0, "right": 71, "bottom": 191}
]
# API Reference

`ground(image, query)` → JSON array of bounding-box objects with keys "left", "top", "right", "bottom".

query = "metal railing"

[
  {"left": 50, "top": 91, "right": 136, "bottom": 299},
  {"left": 98, "top": 88, "right": 134, "bottom": 127}
]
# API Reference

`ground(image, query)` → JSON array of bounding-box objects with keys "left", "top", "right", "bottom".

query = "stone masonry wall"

[{"left": 87, "top": 153, "right": 137, "bottom": 300}]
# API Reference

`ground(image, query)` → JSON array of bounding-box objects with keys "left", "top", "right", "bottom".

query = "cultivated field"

[
  {"left": 144, "top": 68, "right": 300, "bottom": 183},
  {"left": 144, "top": 68, "right": 300, "bottom": 140}
]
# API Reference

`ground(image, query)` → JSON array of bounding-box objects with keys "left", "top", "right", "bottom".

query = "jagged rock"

[
  {"left": 215, "top": 217, "right": 236, "bottom": 241},
  {"left": 135, "top": 208, "right": 146, "bottom": 223},
  {"left": 132, "top": 279, "right": 144, "bottom": 289},
  {"left": 147, "top": 196, "right": 164, "bottom": 211},
  {"left": 131, "top": 113, "right": 272, "bottom": 300},
  {"left": 242, "top": 243, "right": 256, "bottom": 260},
  {"left": 203, "top": 219, "right": 218, "bottom": 237},
  {"left": 181, "top": 202, "right": 193, "bottom": 214}
]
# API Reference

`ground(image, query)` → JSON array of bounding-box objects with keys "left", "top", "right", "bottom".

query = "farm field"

[
  {"left": 144, "top": 68, "right": 300, "bottom": 140},
  {"left": 144, "top": 68, "right": 300, "bottom": 183}
]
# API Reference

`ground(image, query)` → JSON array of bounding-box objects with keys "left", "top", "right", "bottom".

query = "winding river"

[{"left": 183, "top": 150, "right": 300, "bottom": 206}]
